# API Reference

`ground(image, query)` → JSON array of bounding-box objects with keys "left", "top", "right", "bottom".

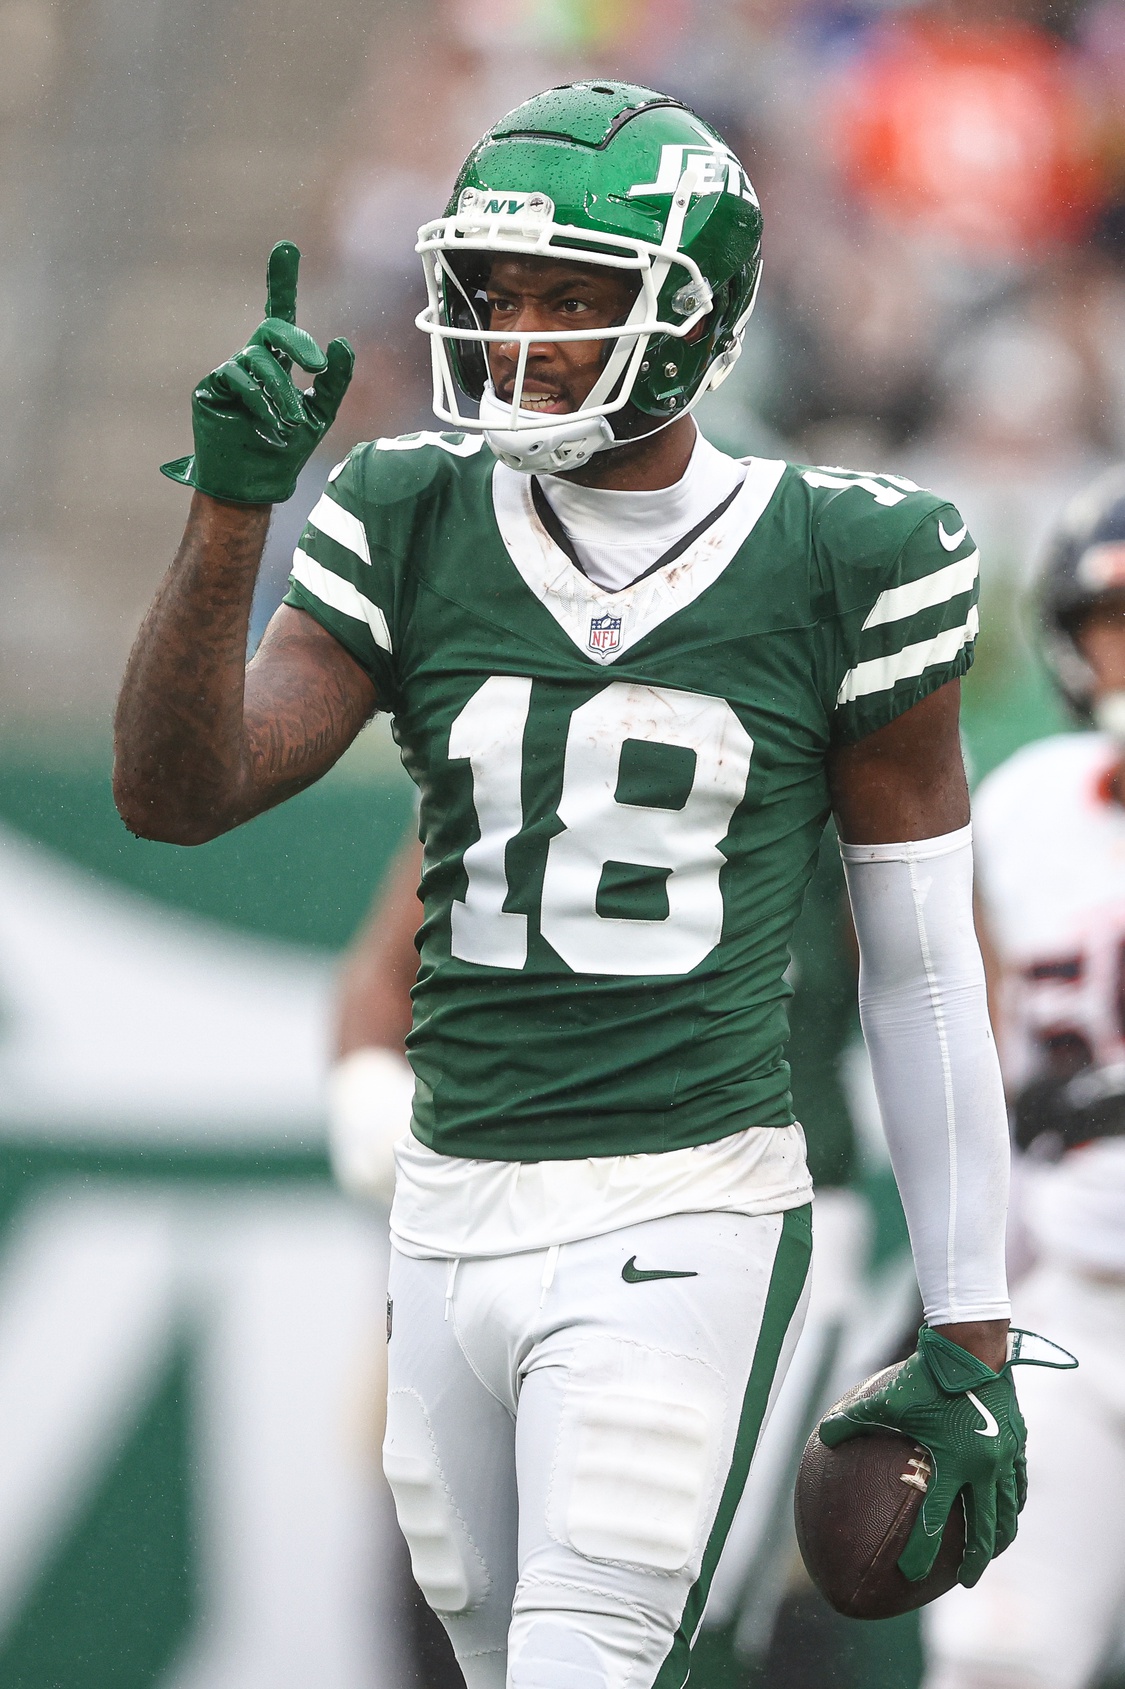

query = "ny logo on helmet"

[
  {"left": 628, "top": 144, "right": 758, "bottom": 205},
  {"left": 458, "top": 187, "right": 555, "bottom": 221}
]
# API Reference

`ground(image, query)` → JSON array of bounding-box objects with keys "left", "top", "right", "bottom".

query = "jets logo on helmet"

[
  {"left": 414, "top": 81, "right": 763, "bottom": 474},
  {"left": 627, "top": 143, "right": 759, "bottom": 204}
]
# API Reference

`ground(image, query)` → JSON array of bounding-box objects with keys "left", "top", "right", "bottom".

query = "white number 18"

[{"left": 448, "top": 677, "right": 754, "bottom": 977}]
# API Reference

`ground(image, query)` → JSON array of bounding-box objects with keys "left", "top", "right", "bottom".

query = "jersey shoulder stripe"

[
  {"left": 288, "top": 550, "right": 393, "bottom": 652},
  {"left": 305, "top": 491, "right": 371, "bottom": 566},
  {"left": 790, "top": 463, "right": 980, "bottom": 741},
  {"left": 862, "top": 548, "right": 979, "bottom": 630},
  {"left": 374, "top": 430, "right": 486, "bottom": 458},
  {"left": 838, "top": 604, "right": 978, "bottom": 705},
  {"left": 281, "top": 438, "right": 429, "bottom": 696},
  {"left": 283, "top": 434, "right": 497, "bottom": 688}
]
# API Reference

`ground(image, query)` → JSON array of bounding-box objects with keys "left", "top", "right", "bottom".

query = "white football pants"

[
  {"left": 924, "top": 1261, "right": 1125, "bottom": 1689},
  {"left": 704, "top": 1186, "right": 881, "bottom": 1650},
  {"left": 383, "top": 1206, "right": 812, "bottom": 1689}
]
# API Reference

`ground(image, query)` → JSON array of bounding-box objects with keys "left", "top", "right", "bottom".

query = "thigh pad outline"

[
  {"left": 547, "top": 1339, "right": 727, "bottom": 1574},
  {"left": 383, "top": 1387, "right": 491, "bottom": 1614}
]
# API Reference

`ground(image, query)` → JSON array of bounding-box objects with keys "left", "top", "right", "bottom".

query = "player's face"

[
  {"left": 484, "top": 256, "right": 640, "bottom": 414},
  {"left": 1076, "top": 594, "right": 1125, "bottom": 695}
]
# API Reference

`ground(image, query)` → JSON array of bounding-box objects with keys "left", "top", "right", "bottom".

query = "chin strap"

[{"left": 479, "top": 385, "right": 616, "bottom": 473}]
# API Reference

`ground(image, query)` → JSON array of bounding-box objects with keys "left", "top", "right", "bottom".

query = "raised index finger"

[{"left": 265, "top": 240, "right": 300, "bottom": 325}]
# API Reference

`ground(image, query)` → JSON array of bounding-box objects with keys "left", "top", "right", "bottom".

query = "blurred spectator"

[
  {"left": 714, "top": 0, "right": 1117, "bottom": 462},
  {"left": 899, "top": 286, "right": 1111, "bottom": 577},
  {"left": 834, "top": 4, "right": 1103, "bottom": 267},
  {"left": 1080, "top": 0, "right": 1125, "bottom": 257}
]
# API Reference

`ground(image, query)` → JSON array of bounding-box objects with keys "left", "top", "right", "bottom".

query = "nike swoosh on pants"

[{"left": 621, "top": 1256, "right": 699, "bottom": 1284}]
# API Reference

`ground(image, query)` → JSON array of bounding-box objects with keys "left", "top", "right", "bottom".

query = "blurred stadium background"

[{"left": 0, "top": 0, "right": 1121, "bottom": 1683}]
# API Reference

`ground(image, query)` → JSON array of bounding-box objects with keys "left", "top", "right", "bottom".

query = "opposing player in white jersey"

[{"left": 924, "top": 470, "right": 1125, "bottom": 1689}]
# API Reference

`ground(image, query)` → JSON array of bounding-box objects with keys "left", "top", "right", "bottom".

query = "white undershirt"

[
  {"left": 390, "top": 1123, "right": 812, "bottom": 1260},
  {"left": 536, "top": 428, "right": 746, "bottom": 592}
]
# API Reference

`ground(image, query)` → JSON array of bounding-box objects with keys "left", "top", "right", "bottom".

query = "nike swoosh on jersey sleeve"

[
  {"left": 938, "top": 519, "right": 968, "bottom": 551},
  {"left": 290, "top": 549, "right": 393, "bottom": 652}
]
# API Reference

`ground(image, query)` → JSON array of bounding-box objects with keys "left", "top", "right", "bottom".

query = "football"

[{"left": 794, "top": 1371, "right": 966, "bottom": 1620}]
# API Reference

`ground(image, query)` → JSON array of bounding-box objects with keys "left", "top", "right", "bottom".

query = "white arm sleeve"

[{"left": 841, "top": 825, "right": 1010, "bottom": 1325}]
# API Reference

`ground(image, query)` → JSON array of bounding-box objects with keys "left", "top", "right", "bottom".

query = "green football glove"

[
  {"left": 819, "top": 1326, "right": 1076, "bottom": 1589},
  {"left": 161, "top": 241, "right": 354, "bottom": 506}
]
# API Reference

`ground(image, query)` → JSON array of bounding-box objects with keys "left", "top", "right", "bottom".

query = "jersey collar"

[{"left": 490, "top": 455, "right": 787, "bottom": 665}]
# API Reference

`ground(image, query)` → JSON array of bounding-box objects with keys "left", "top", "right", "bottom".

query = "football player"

[
  {"left": 115, "top": 83, "right": 1034, "bottom": 1689},
  {"left": 924, "top": 471, "right": 1125, "bottom": 1689}
]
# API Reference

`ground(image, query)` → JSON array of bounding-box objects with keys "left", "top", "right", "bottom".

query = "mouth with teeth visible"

[{"left": 496, "top": 386, "right": 573, "bottom": 415}]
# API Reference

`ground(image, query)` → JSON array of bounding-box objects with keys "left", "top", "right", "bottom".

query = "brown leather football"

[{"left": 794, "top": 1371, "right": 966, "bottom": 1620}]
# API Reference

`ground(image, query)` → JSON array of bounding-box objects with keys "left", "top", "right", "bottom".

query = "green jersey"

[{"left": 285, "top": 434, "right": 978, "bottom": 1161}]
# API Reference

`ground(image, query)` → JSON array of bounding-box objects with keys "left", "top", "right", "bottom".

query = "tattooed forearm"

[
  {"left": 114, "top": 492, "right": 377, "bottom": 843},
  {"left": 263, "top": 718, "right": 340, "bottom": 774}
]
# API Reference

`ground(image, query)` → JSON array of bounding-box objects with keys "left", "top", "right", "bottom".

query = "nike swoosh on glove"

[{"left": 818, "top": 1325, "right": 1028, "bottom": 1589}]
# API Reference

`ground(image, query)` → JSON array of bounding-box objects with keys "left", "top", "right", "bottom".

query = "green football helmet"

[{"left": 415, "top": 81, "right": 763, "bottom": 473}]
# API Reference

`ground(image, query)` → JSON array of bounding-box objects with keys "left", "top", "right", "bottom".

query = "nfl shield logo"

[{"left": 588, "top": 612, "right": 622, "bottom": 653}]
